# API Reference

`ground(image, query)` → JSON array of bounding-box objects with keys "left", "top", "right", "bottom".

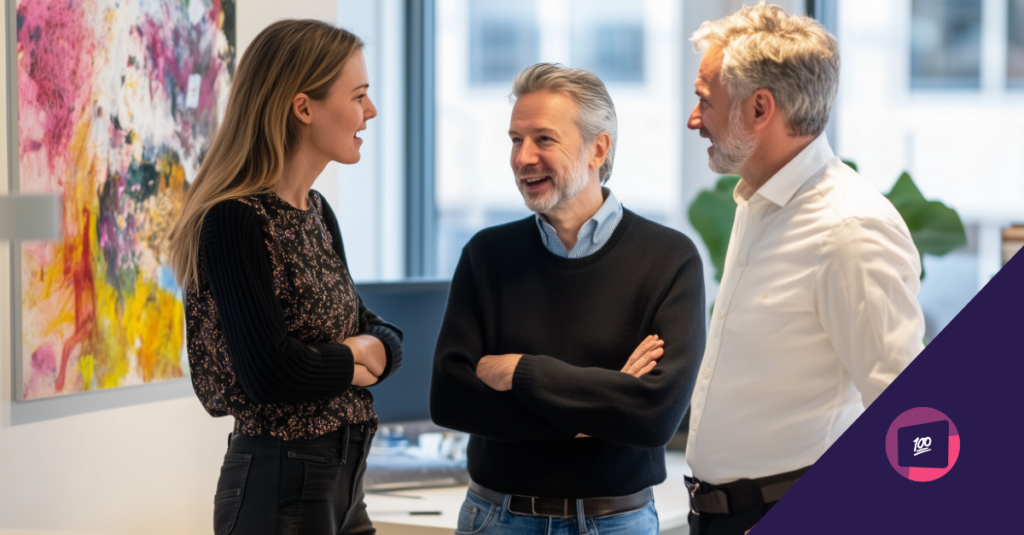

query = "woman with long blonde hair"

[{"left": 169, "top": 20, "right": 402, "bottom": 535}]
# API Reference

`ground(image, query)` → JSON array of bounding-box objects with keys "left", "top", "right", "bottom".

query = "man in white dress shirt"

[{"left": 683, "top": 3, "right": 926, "bottom": 534}]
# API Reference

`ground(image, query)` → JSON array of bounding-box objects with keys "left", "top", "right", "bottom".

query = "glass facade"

[{"left": 910, "top": 0, "right": 983, "bottom": 89}]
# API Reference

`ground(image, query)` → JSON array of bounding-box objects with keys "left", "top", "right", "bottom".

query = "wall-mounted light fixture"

[{"left": 0, "top": 194, "right": 62, "bottom": 241}]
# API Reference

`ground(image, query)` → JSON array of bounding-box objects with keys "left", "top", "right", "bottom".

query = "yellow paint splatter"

[{"left": 78, "top": 353, "right": 95, "bottom": 390}]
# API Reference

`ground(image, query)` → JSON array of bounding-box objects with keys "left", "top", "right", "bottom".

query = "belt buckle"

[
  {"left": 525, "top": 496, "right": 569, "bottom": 517},
  {"left": 688, "top": 481, "right": 701, "bottom": 516}
]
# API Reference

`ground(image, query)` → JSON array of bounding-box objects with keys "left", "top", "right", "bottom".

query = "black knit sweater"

[{"left": 430, "top": 209, "right": 706, "bottom": 498}]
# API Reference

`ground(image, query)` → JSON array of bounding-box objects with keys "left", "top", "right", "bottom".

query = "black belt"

[
  {"left": 684, "top": 466, "right": 810, "bottom": 516},
  {"left": 468, "top": 481, "right": 652, "bottom": 518},
  {"left": 228, "top": 424, "right": 368, "bottom": 447}
]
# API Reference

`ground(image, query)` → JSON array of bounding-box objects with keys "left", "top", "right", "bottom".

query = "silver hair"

[
  {"left": 511, "top": 63, "right": 618, "bottom": 184},
  {"left": 691, "top": 1, "right": 839, "bottom": 137}
]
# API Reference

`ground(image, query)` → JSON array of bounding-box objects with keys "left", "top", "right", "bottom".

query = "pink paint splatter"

[
  {"left": 16, "top": 0, "right": 98, "bottom": 170},
  {"left": 31, "top": 343, "right": 56, "bottom": 375}
]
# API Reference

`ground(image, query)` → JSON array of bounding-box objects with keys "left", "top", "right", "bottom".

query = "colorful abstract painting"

[{"left": 15, "top": 0, "right": 235, "bottom": 399}]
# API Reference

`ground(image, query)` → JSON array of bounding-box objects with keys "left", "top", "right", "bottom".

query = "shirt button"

[
  {"left": 736, "top": 260, "right": 744, "bottom": 267},
  {"left": 691, "top": 425, "right": 697, "bottom": 433},
  {"left": 718, "top": 310, "right": 726, "bottom": 319},
  {"left": 703, "top": 368, "right": 711, "bottom": 378}
]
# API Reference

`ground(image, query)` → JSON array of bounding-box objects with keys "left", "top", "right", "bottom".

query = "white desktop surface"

[{"left": 365, "top": 451, "right": 692, "bottom": 534}]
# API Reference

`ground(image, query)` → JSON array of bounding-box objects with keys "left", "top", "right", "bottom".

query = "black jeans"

[
  {"left": 687, "top": 501, "right": 776, "bottom": 535},
  {"left": 213, "top": 425, "right": 375, "bottom": 535}
]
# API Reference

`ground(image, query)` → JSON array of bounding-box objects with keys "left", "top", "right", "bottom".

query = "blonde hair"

[
  {"left": 511, "top": 63, "right": 618, "bottom": 184},
  {"left": 691, "top": 1, "right": 839, "bottom": 137},
  {"left": 169, "top": 20, "right": 363, "bottom": 290}
]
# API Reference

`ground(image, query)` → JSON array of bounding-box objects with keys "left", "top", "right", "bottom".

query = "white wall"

[{"left": 0, "top": 2, "right": 337, "bottom": 533}]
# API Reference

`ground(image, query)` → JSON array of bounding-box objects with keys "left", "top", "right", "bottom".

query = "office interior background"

[{"left": 0, "top": 0, "right": 1019, "bottom": 532}]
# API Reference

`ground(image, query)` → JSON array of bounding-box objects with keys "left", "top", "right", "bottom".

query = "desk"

[{"left": 365, "top": 452, "right": 692, "bottom": 534}]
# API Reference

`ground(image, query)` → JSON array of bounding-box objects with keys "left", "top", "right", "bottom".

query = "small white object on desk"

[{"left": 365, "top": 451, "right": 692, "bottom": 535}]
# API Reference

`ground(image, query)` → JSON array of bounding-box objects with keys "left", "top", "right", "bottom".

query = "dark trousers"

[
  {"left": 687, "top": 501, "right": 776, "bottom": 535},
  {"left": 213, "top": 425, "right": 375, "bottom": 535}
]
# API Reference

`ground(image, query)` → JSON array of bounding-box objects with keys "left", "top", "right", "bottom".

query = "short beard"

[
  {"left": 706, "top": 103, "right": 756, "bottom": 175},
  {"left": 518, "top": 151, "right": 591, "bottom": 214}
]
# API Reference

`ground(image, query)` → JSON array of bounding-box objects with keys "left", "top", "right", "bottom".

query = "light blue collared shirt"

[{"left": 535, "top": 188, "right": 624, "bottom": 258}]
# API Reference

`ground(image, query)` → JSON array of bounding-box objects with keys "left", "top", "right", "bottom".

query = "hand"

[
  {"left": 475, "top": 354, "right": 522, "bottom": 391},
  {"left": 621, "top": 335, "right": 664, "bottom": 378},
  {"left": 352, "top": 364, "right": 379, "bottom": 387},
  {"left": 343, "top": 335, "right": 387, "bottom": 377}
]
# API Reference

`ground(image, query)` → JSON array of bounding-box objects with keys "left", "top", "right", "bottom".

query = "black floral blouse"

[{"left": 186, "top": 191, "right": 402, "bottom": 440}]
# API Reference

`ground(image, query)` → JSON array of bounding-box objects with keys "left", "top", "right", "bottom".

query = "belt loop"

[
  {"left": 226, "top": 432, "right": 233, "bottom": 450},
  {"left": 576, "top": 498, "right": 588, "bottom": 534},
  {"left": 499, "top": 494, "right": 511, "bottom": 523},
  {"left": 341, "top": 425, "right": 351, "bottom": 466}
]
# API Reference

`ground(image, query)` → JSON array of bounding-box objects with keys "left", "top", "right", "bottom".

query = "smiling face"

[
  {"left": 508, "top": 90, "right": 596, "bottom": 214},
  {"left": 688, "top": 46, "right": 755, "bottom": 175},
  {"left": 308, "top": 49, "right": 377, "bottom": 165}
]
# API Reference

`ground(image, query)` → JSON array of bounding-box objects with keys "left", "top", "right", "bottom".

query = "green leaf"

[
  {"left": 885, "top": 172, "right": 966, "bottom": 256},
  {"left": 687, "top": 175, "right": 740, "bottom": 282},
  {"left": 885, "top": 172, "right": 967, "bottom": 279},
  {"left": 842, "top": 160, "right": 858, "bottom": 172}
]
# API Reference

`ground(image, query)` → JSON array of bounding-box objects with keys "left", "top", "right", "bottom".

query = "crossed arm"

[
  {"left": 430, "top": 247, "right": 705, "bottom": 447},
  {"left": 475, "top": 336, "right": 665, "bottom": 438},
  {"left": 347, "top": 335, "right": 387, "bottom": 386},
  {"left": 475, "top": 335, "right": 665, "bottom": 390}
]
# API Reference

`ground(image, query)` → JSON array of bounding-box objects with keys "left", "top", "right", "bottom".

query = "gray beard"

[
  {"left": 520, "top": 155, "right": 591, "bottom": 214},
  {"left": 708, "top": 108, "right": 756, "bottom": 175}
]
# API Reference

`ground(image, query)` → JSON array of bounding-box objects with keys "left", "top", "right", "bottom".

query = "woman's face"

[{"left": 308, "top": 49, "right": 377, "bottom": 165}]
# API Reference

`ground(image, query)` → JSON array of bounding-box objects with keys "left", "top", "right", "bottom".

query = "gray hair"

[
  {"left": 511, "top": 63, "right": 618, "bottom": 184},
  {"left": 691, "top": 1, "right": 839, "bottom": 137}
]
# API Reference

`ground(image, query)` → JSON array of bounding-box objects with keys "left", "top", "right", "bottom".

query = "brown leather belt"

[
  {"left": 468, "top": 481, "right": 652, "bottom": 518},
  {"left": 684, "top": 466, "right": 810, "bottom": 516}
]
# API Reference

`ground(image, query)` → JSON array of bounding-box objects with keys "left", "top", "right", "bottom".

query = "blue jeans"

[{"left": 455, "top": 489, "right": 659, "bottom": 535}]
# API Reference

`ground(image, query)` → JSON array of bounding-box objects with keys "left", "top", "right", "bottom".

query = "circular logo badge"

[{"left": 885, "top": 407, "right": 959, "bottom": 482}]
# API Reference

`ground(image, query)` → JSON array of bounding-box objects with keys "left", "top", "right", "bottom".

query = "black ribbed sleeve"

[{"left": 200, "top": 201, "right": 357, "bottom": 405}]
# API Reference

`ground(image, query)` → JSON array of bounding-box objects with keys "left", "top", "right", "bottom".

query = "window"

[
  {"left": 324, "top": 0, "right": 406, "bottom": 281},
  {"left": 910, "top": 0, "right": 983, "bottom": 89},
  {"left": 435, "top": 0, "right": 684, "bottom": 277},
  {"left": 1009, "top": 0, "right": 1024, "bottom": 87},
  {"left": 836, "top": 0, "right": 1018, "bottom": 340},
  {"left": 469, "top": 0, "right": 539, "bottom": 85},
  {"left": 572, "top": 0, "right": 645, "bottom": 83}
]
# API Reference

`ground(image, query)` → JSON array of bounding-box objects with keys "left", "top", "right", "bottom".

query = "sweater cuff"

[
  {"left": 365, "top": 325, "right": 403, "bottom": 383},
  {"left": 308, "top": 342, "right": 356, "bottom": 396},
  {"left": 511, "top": 353, "right": 540, "bottom": 400}
]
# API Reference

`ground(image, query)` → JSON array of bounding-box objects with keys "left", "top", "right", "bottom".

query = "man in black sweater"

[{"left": 431, "top": 63, "right": 706, "bottom": 534}]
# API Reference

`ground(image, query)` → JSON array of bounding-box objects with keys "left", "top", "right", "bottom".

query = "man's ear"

[
  {"left": 750, "top": 88, "right": 776, "bottom": 131},
  {"left": 292, "top": 93, "right": 313, "bottom": 125},
  {"left": 589, "top": 132, "right": 611, "bottom": 171}
]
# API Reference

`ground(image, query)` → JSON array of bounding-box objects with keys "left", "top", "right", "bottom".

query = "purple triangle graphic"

[{"left": 749, "top": 250, "right": 1024, "bottom": 534}]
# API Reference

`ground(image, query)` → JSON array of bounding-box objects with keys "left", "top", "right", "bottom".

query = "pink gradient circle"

[{"left": 885, "top": 407, "right": 959, "bottom": 482}]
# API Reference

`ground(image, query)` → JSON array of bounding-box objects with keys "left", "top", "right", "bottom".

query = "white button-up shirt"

[{"left": 686, "top": 134, "right": 926, "bottom": 484}]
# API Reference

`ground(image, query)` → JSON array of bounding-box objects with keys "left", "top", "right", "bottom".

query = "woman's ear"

[{"left": 292, "top": 93, "right": 313, "bottom": 125}]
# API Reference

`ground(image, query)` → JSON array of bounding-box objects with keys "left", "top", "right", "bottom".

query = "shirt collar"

[
  {"left": 535, "top": 187, "right": 622, "bottom": 246},
  {"left": 735, "top": 133, "right": 834, "bottom": 208}
]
